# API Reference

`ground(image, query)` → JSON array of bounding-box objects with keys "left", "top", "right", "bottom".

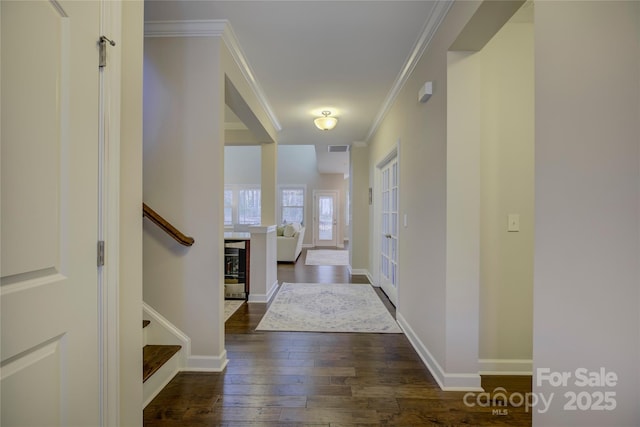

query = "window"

[
  {"left": 238, "top": 188, "right": 261, "bottom": 225},
  {"left": 224, "top": 189, "right": 233, "bottom": 226},
  {"left": 225, "top": 185, "right": 261, "bottom": 226},
  {"left": 280, "top": 186, "right": 305, "bottom": 225}
]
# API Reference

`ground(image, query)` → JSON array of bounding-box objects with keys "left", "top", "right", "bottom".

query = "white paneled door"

[
  {"left": 379, "top": 154, "right": 399, "bottom": 305},
  {"left": 1, "top": 1, "right": 102, "bottom": 425}
]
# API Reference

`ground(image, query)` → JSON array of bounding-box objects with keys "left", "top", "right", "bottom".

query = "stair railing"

[{"left": 142, "top": 203, "right": 195, "bottom": 246}]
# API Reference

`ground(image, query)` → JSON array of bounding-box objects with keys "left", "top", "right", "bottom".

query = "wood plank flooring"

[{"left": 144, "top": 248, "right": 532, "bottom": 426}]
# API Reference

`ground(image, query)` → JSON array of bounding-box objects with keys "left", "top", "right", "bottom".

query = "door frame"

[
  {"left": 100, "top": 1, "right": 122, "bottom": 424},
  {"left": 373, "top": 141, "right": 400, "bottom": 305},
  {"left": 312, "top": 190, "right": 340, "bottom": 247}
]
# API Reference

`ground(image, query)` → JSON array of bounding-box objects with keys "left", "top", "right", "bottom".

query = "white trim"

[
  {"left": 143, "top": 20, "right": 281, "bottom": 132},
  {"left": 144, "top": 19, "right": 226, "bottom": 37},
  {"left": 143, "top": 302, "right": 190, "bottom": 367},
  {"left": 397, "top": 312, "right": 483, "bottom": 391},
  {"left": 185, "top": 352, "right": 229, "bottom": 372},
  {"left": 374, "top": 142, "right": 400, "bottom": 306},
  {"left": 478, "top": 359, "right": 533, "bottom": 376},
  {"left": 365, "top": 1, "right": 453, "bottom": 142},
  {"left": 247, "top": 279, "right": 279, "bottom": 303},
  {"left": 348, "top": 268, "right": 374, "bottom": 286},
  {"left": 100, "top": 1, "right": 123, "bottom": 425},
  {"left": 366, "top": 271, "right": 375, "bottom": 286},
  {"left": 349, "top": 268, "right": 370, "bottom": 277}
]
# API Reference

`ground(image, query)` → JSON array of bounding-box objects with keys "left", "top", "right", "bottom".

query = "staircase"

[
  {"left": 141, "top": 205, "right": 193, "bottom": 406},
  {"left": 142, "top": 303, "right": 189, "bottom": 407}
]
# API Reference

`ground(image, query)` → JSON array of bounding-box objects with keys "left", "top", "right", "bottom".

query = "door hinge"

[
  {"left": 97, "top": 241, "right": 105, "bottom": 267},
  {"left": 99, "top": 36, "right": 116, "bottom": 68}
]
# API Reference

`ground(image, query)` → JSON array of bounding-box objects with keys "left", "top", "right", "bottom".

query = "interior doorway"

[
  {"left": 376, "top": 148, "right": 399, "bottom": 306},
  {"left": 313, "top": 190, "right": 339, "bottom": 247}
]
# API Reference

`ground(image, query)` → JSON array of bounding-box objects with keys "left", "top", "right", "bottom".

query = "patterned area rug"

[
  {"left": 256, "top": 283, "right": 402, "bottom": 333},
  {"left": 224, "top": 300, "right": 244, "bottom": 322},
  {"left": 305, "top": 249, "right": 349, "bottom": 266}
]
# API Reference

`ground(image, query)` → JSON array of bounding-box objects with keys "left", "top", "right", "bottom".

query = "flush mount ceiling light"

[{"left": 314, "top": 111, "right": 338, "bottom": 131}]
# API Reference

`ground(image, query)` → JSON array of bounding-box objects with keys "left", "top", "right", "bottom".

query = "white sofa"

[{"left": 276, "top": 223, "right": 305, "bottom": 262}]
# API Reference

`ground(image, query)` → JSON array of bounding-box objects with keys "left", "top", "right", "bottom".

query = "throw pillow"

[
  {"left": 283, "top": 224, "right": 296, "bottom": 237},
  {"left": 276, "top": 225, "right": 285, "bottom": 236}
]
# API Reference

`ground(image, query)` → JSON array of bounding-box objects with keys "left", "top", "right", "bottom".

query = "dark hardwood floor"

[{"left": 144, "top": 248, "right": 532, "bottom": 426}]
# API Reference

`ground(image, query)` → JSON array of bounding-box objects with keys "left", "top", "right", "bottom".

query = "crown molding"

[
  {"left": 144, "top": 20, "right": 282, "bottom": 133},
  {"left": 365, "top": 0, "right": 453, "bottom": 143}
]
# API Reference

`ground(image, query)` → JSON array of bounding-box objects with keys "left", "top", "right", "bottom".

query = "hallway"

[{"left": 143, "top": 248, "right": 532, "bottom": 426}]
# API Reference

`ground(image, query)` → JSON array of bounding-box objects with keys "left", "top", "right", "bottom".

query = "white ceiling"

[{"left": 144, "top": 1, "right": 448, "bottom": 174}]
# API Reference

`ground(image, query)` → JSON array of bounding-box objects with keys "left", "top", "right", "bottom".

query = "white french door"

[
  {"left": 379, "top": 154, "right": 399, "bottom": 305},
  {"left": 314, "top": 191, "right": 338, "bottom": 247},
  {"left": 1, "top": 1, "right": 103, "bottom": 425}
]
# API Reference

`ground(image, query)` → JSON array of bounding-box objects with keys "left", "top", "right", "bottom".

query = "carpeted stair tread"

[
  {"left": 143, "top": 345, "right": 181, "bottom": 383},
  {"left": 143, "top": 320, "right": 151, "bottom": 328}
]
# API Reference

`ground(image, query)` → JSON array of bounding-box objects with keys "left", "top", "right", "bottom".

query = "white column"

[{"left": 248, "top": 225, "right": 278, "bottom": 303}]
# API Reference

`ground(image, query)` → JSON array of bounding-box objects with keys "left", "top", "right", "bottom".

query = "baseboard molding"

[
  {"left": 185, "top": 350, "right": 229, "bottom": 372},
  {"left": 302, "top": 243, "right": 314, "bottom": 249},
  {"left": 365, "top": 271, "right": 375, "bottom": 285},
  {"left": 349, "top": 267, "right": 370, "bottom": 277},
  {"left": 396, "top": 312, "right": 482, "bottom": 391},
  {"left": 348, "top": 267, "right": 373, "bottom": 286},
  {"left": 248, "top": 280, "right": 279, "bottom": 303},
  {"left": 479, "top": 359, "right": 533, "bottom": 376}
]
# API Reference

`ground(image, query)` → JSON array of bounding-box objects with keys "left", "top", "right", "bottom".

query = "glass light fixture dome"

[{"left": 314, "top": 111, "right": 338, "bottom": 131}]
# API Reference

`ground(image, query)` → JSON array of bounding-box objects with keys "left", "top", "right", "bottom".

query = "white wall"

[
  {"left": 533, "top": 2, "right": 639, "bottom": 425},
  {"left": 224, "top": 146, "right": 261, "bottom": 184},
  {"left": 364, "top": 0, "right": 482, "bottom": 388},
  {"left": 479, "top": 21, "right": 534, "bottom": 372},
  {"left": 143, "top": 35, "right": 226, "bottom": 368},
  {"left": 349, "top": 145, "right": 370, "bottom": 272},
  {"left": 446, "top": 49, "right": 482, "bottom": 383}
]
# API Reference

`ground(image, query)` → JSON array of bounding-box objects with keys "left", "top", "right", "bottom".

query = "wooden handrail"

[{"left": 142, "top": 203, "right": 195, "bottom": 246}]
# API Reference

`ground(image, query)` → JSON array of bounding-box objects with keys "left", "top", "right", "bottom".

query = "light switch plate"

[{"left": 508, "top": 214, "right": 520, "bottom": 232}]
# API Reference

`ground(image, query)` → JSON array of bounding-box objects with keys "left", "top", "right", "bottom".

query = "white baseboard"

[
  {"left": 396, "top": 312, "right": 482, "bottom": 391},
  {"left": 349, "top": 267, "right": 370, "bottom": 278},
  {"left": 302, "top": 243, "right": 314, "bottom": 249},
  {"left": 185, "top": 350, "right": 229, "bottom": 372},
  {"left": 248, "top": 280, "right": 279, "bottom": 303},
  {"left": 479, "top": 359, "right": 533, "bottom": 376}
]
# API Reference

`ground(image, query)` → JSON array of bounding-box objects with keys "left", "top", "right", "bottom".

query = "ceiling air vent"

[{"left": 328, "top": 145, "right": 350, "bottom": 153}]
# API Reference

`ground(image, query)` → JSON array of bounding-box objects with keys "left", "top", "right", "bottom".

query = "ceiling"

[{"left": 144, "top": 1, "right": 449, "bottom": 174}]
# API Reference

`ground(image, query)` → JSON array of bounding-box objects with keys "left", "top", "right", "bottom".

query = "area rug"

[
  {"left": 305, "top": 249, "right": 349, "bottom": 266},
  {"left": 224, "top": 300, "right": 244, "bottom": 322},
  {"left": 255, "top": 282, "right": 402, "bottom": 333}
]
